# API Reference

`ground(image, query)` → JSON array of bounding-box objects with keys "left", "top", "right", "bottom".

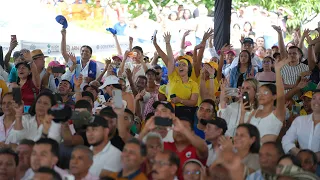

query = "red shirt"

[
  {"left": 21, "top": 78, "right": 39, "bottom": 106},
  {"left": 164, "top": 142, "right": 206, "bottom": 180}
]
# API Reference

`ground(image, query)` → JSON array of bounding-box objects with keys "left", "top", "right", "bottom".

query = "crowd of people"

[{"left": 0, "top": 2, "right": 320, "bottom": 180}]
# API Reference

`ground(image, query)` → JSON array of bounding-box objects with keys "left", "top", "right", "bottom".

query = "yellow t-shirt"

[
  {"left": 167, "top": 70, "right": 199, "bottom": 106},
  {"left": 0, "top": 80, "right": 8, "bottom": 97}
]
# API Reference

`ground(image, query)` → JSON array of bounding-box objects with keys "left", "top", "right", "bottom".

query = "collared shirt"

[
  {"left": 0, "top": 115, "right": 15, "bottom": 142},
  {"left": 89, "top": 141, "right": 122, "bottom": 176},
  {"left": 21, "top": 166, "right": 69, "bottom": 180},
  {"left": 206, "top": 144, "right": 217, "bottom": 166},
  {"left": 280, "top": 63, "right": 309, "bottom": 94},
  {"left": 109, "top": 169, "right": 148, "bottom": 180},
  {"left": 282, "top": 114, "right": 320, "bottom": 153}
]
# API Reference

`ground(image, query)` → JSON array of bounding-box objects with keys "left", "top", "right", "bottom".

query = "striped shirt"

[{"left": 280, "top": 63, "right": 309, "bottom": 93}]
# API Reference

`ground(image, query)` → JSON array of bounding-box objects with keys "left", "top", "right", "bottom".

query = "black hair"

[
  {"left": 238, "top": 50, "right": 252, "bottom": 70},
  {"left": 35, "top": 138, "right": 59, "bottom": 157},
  {"left": 263, "top": 56, "right": 275, "bottom": 63},
  {"left": 263, "top": 142, "right": 284, "bottom": 157},
  {"left": 178, "top": 117, "right": 193, "bottom": 130},
  {"left": 278, "top": 154, "right": 301, "bottom": 167},
  {"left": 162, "top": 150, "right": 180, "bottom": 167},
  {"left": 237, "top": 124, "right": 260, "bottom": 153},
  {"left": 200, "top": 99, "right": 216, "bottom": 110},
  {"left": 29, "top": 92, "right": 57, "bottom": 116},
  {"left": 61, "top": 79, "right": 72, "bottom": 90},
  {"left": 288, "top": 46, "right": 304, "bottom": 59},
  {"left": 243, "top": 21, "right": 253, "bottom": 31},
  {"left": 75, "top": 100, "right": 92, "bottom": 112},
  {"left": 153, "top": 65, "right": 162, "bottom": 70},
  {"left": 136, "top": 75, "right": 148, "bottom": 83},
  {"left": 233, "top": 23, "right": 241, "bottom": 30},
  {"left": 84, "top": 85, "right": 99, "bottom": 94},
  {"left": 36, "top": 167, "right": 62, "bottom": 180},
  {"left": 81, "top": 45, "right": 93, "bottom": 54},
  {"left": 99, "top": 106, "right": 117, "bottom": 119},
  {"left": 182, "top": 9, "right": 193, "bottom": 19},
  {"left": 298, "top": 149, "right": 318, "bottom": 165},
  {"left": 124, "top": 108, "right": 134, "bottom": 121},
  {"left": 260, "top": 83, "right": 277, "bottom": 106},
  {"left": 82, "top": 91, "right": 94, "bottom": 103},
  {"left": 126, "top": 138, "right": 147, "bottom": 156},
  {"left": 111, "top": 84, "right": 122, "bottom": 90},
  {"left": 180, "top": 58, "right": 193, "bottom": 77},
  {"left": 0, "top": 148, "right": 19, "bottom": 166},
  {"left": 132, "top": 46, "right": 143, "bottom": 54},
  {"left": 19, "top": 139, "right": 35, "bottom": 146},
  {"left": 273, "top": 52, "right": 280, "bottom": 59}
]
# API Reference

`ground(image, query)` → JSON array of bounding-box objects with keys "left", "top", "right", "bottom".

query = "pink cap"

[
  {"left": 48, "top": 61, "right": 65, "bottom": 68},
  {"left": 112, "top": 55, "right": 123, "bottom": 61},
  {"left": 184, "top": 41, "right": 192, "bottom": 48}
]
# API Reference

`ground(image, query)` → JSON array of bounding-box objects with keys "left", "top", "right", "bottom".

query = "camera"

[{"left": 48, "top": 103, "right": 72, "bottom": 123}]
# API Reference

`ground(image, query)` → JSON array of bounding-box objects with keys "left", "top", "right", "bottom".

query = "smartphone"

[
  {"left": 242, "top": 92, "right": 250, "bottom": 111},
  {"left": 151, "top": 30, "right": 157, "bottom": 40},
  {"left": 112, "top": 89, "right": 123, "bottom": 108},
  {"left": 154, "top": 116, "right": 173, "bottom": 127},
  {"left": 170, "top": 94, "right": 176, "bottom": 99},
  {"left": 75, "top": 64, "right": 81, "bottom": 78},
  {"left": 12, "top": 87, "right": 22, "bottom": 105},
  {"left": 11, "top": 35, "right": 16, "bottom": 41},
  {"left": 52, "top": 67, "right": 65, "bottom": 73},
  {"left": 292, "top": 105, "right": 301, "bottom": 115}
]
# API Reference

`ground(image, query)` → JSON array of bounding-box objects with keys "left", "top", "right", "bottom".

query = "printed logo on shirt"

[
  {"left": 89, "top": 70, "right": 93, "bottom": 74},
  {"left": 185, "top": 151, "right": 192, "bottom": 158}
]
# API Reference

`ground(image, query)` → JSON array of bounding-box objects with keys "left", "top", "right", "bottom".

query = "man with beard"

[
  {"left": 15, "top": 139, "right": 35, "bottom": 180},
  {"left": 86, "top": 115, "right": 121, "bottom": 177},
  {"left": 21, "top": 138, "right": 69, "bottom": 180},
  {"left": 108, "top": 138, "right": 148, "bottom": 179},
  {"left": 57, "top": 80, "right": 74, "bottom": 108}
]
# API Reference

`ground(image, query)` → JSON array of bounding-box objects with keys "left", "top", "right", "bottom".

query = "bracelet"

[
  {"left": 42, "top": 133, "right": 48, "bottom": 138},
  {"left": 209, "top": 74, "right": 215, "bottom": 79}
]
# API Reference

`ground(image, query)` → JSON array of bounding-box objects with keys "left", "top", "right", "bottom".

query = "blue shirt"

[
  {"left": 246, "top": 170, "right": 264, "bottom": 180},
  {"left": 113, "top": 23, "right": 127, "bottom": 36},
  {"left": 229, "top": 65, "right": 256, "bottom": 88},
  {"left": 9, "top": 66, "right": 18, "bottom": 83}
]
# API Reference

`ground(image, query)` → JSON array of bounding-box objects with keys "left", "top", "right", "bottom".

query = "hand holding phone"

[
  {"left": 11, "top": 35, "right": 17, "bottom": 41},
  {"left": 242, "top": 92, "right": 250, "bottom": 111},
  {"left": 12, "top": 87, "right": 22, "bottom": 105},
  {"left": 112, "top": 89, "right": 123, "bottom": 108},
  {"left": 154, "top": 116, "right": 172, "bottom": 127}
]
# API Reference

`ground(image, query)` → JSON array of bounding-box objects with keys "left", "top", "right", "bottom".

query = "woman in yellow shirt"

[{"left": 163, "top": 32, "right": 199, "bottom": 118}]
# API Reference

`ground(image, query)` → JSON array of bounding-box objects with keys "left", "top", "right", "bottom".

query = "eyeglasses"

[
  {"left": 257, "top": 91, "right": 271, "bottom": 96},
  {"left": 150, "top": 160, "right": 171, "bottom": 167},
  {"left": 183, "top": 171, "right": 201, "bottom": 175}
]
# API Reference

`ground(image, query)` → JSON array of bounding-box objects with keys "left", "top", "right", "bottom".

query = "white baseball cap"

[{"left": 99, "top": 75, "right": 120, "bottom": 89}]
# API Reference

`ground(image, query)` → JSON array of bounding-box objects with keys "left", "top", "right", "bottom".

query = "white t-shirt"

[{"left": 89, "top": 141, "right": 122, "bottom": 176}]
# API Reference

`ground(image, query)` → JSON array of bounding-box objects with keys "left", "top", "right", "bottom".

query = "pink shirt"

[{"left": 0, "top": 115, "right": 14, "bottom": 142}]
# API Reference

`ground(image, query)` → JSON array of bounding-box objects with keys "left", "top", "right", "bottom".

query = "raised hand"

[
  {"left": 202, "top": 28, "right": 214, "bottom": 42},
  {"left": 73, "top": 74, "right": 83, "bottom": 88},
  {"left": 68, "top": 52, "right": 77, "bottom": 65},
  {"left": 172, "top": 117, "right": 185, "bottom": 133},
  {"left": 163, "top": 32, "right": 171, "bottom": 43},
  {"left": 123, "top": 50, "right": 130, "bottom": 61},
  {"left": 274, "top": 58, "right": 290, "bottom": 71},
  {"left": 309, "top": 34, "right": 320, "bottom": 46},
  {"left": 218, "top": 136, "right": 233, "bottom": 151},
  {"left": 297, "top": 78, "right": 309, "bottom": 89},
  {"left": 302, "top": 29, "right": 310, "bottom": 38},
  {"left": 203, "top": 64, "right": 215, "bottom": 75},
  {"left": 272, "top": 25, "right": 282, "bottom": 34},
  {"left": 129, "top": 36, "right": 133, "bottom": 43},
  {"left": 183, "top": 30, "right": 191, "bottom": 38},
  {"left": 125, "top": 68, "right": 132, "bottom": 78},
  {"left": 9, "top": 39, "right": 18, "bottom": 51}
]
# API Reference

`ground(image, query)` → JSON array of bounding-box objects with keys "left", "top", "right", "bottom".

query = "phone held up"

[
  {"left": 154, "top": 116, "right": 173, "bottom": 127},
  {"left": 242, "top": 92, "right": 250, "bottom": 111}
]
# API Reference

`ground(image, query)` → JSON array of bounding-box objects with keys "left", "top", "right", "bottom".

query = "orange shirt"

[{"left": 108, "top": 170, "right": 148, "bottom": 180}]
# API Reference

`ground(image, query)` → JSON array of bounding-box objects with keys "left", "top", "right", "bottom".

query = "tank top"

[{"left": 250, "top": 111, "right": 283, "bottom": 138}]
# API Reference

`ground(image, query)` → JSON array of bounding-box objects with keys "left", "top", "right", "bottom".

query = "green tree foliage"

[{"left": 233, "top": 0, "right": 320, "bottom": 28}]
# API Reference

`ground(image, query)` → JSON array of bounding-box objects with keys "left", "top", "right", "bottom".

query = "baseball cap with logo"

[
  {"left": 87, "top": 115, "right": 108, "bottom": 128},
  {"left": 55, "top": 15, "right": 68, "bottom": 29},
  {"left": 99, "top": 75, "right": 120, "bottom": 89}
]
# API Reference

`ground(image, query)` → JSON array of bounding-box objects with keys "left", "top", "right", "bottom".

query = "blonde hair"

[{"left": 243, "top": 78, "right": 259, "bottom": 109}]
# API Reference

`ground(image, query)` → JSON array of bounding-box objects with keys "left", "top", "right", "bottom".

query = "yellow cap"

[{"left": 301, "top": 91, "right": 312, "bottom": 99}]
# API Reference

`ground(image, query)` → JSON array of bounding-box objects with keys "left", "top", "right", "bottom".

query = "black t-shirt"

[{"left": 110, "top": 130, "right": 125, "bottom": 151}]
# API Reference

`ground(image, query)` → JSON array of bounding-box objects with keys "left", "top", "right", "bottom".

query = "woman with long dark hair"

[
  {"left": 229, "top": 50, "right": 256, "bottom": 88},
  {"left": 7, "top": 92, "right": 59, "bottom": 143}
]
